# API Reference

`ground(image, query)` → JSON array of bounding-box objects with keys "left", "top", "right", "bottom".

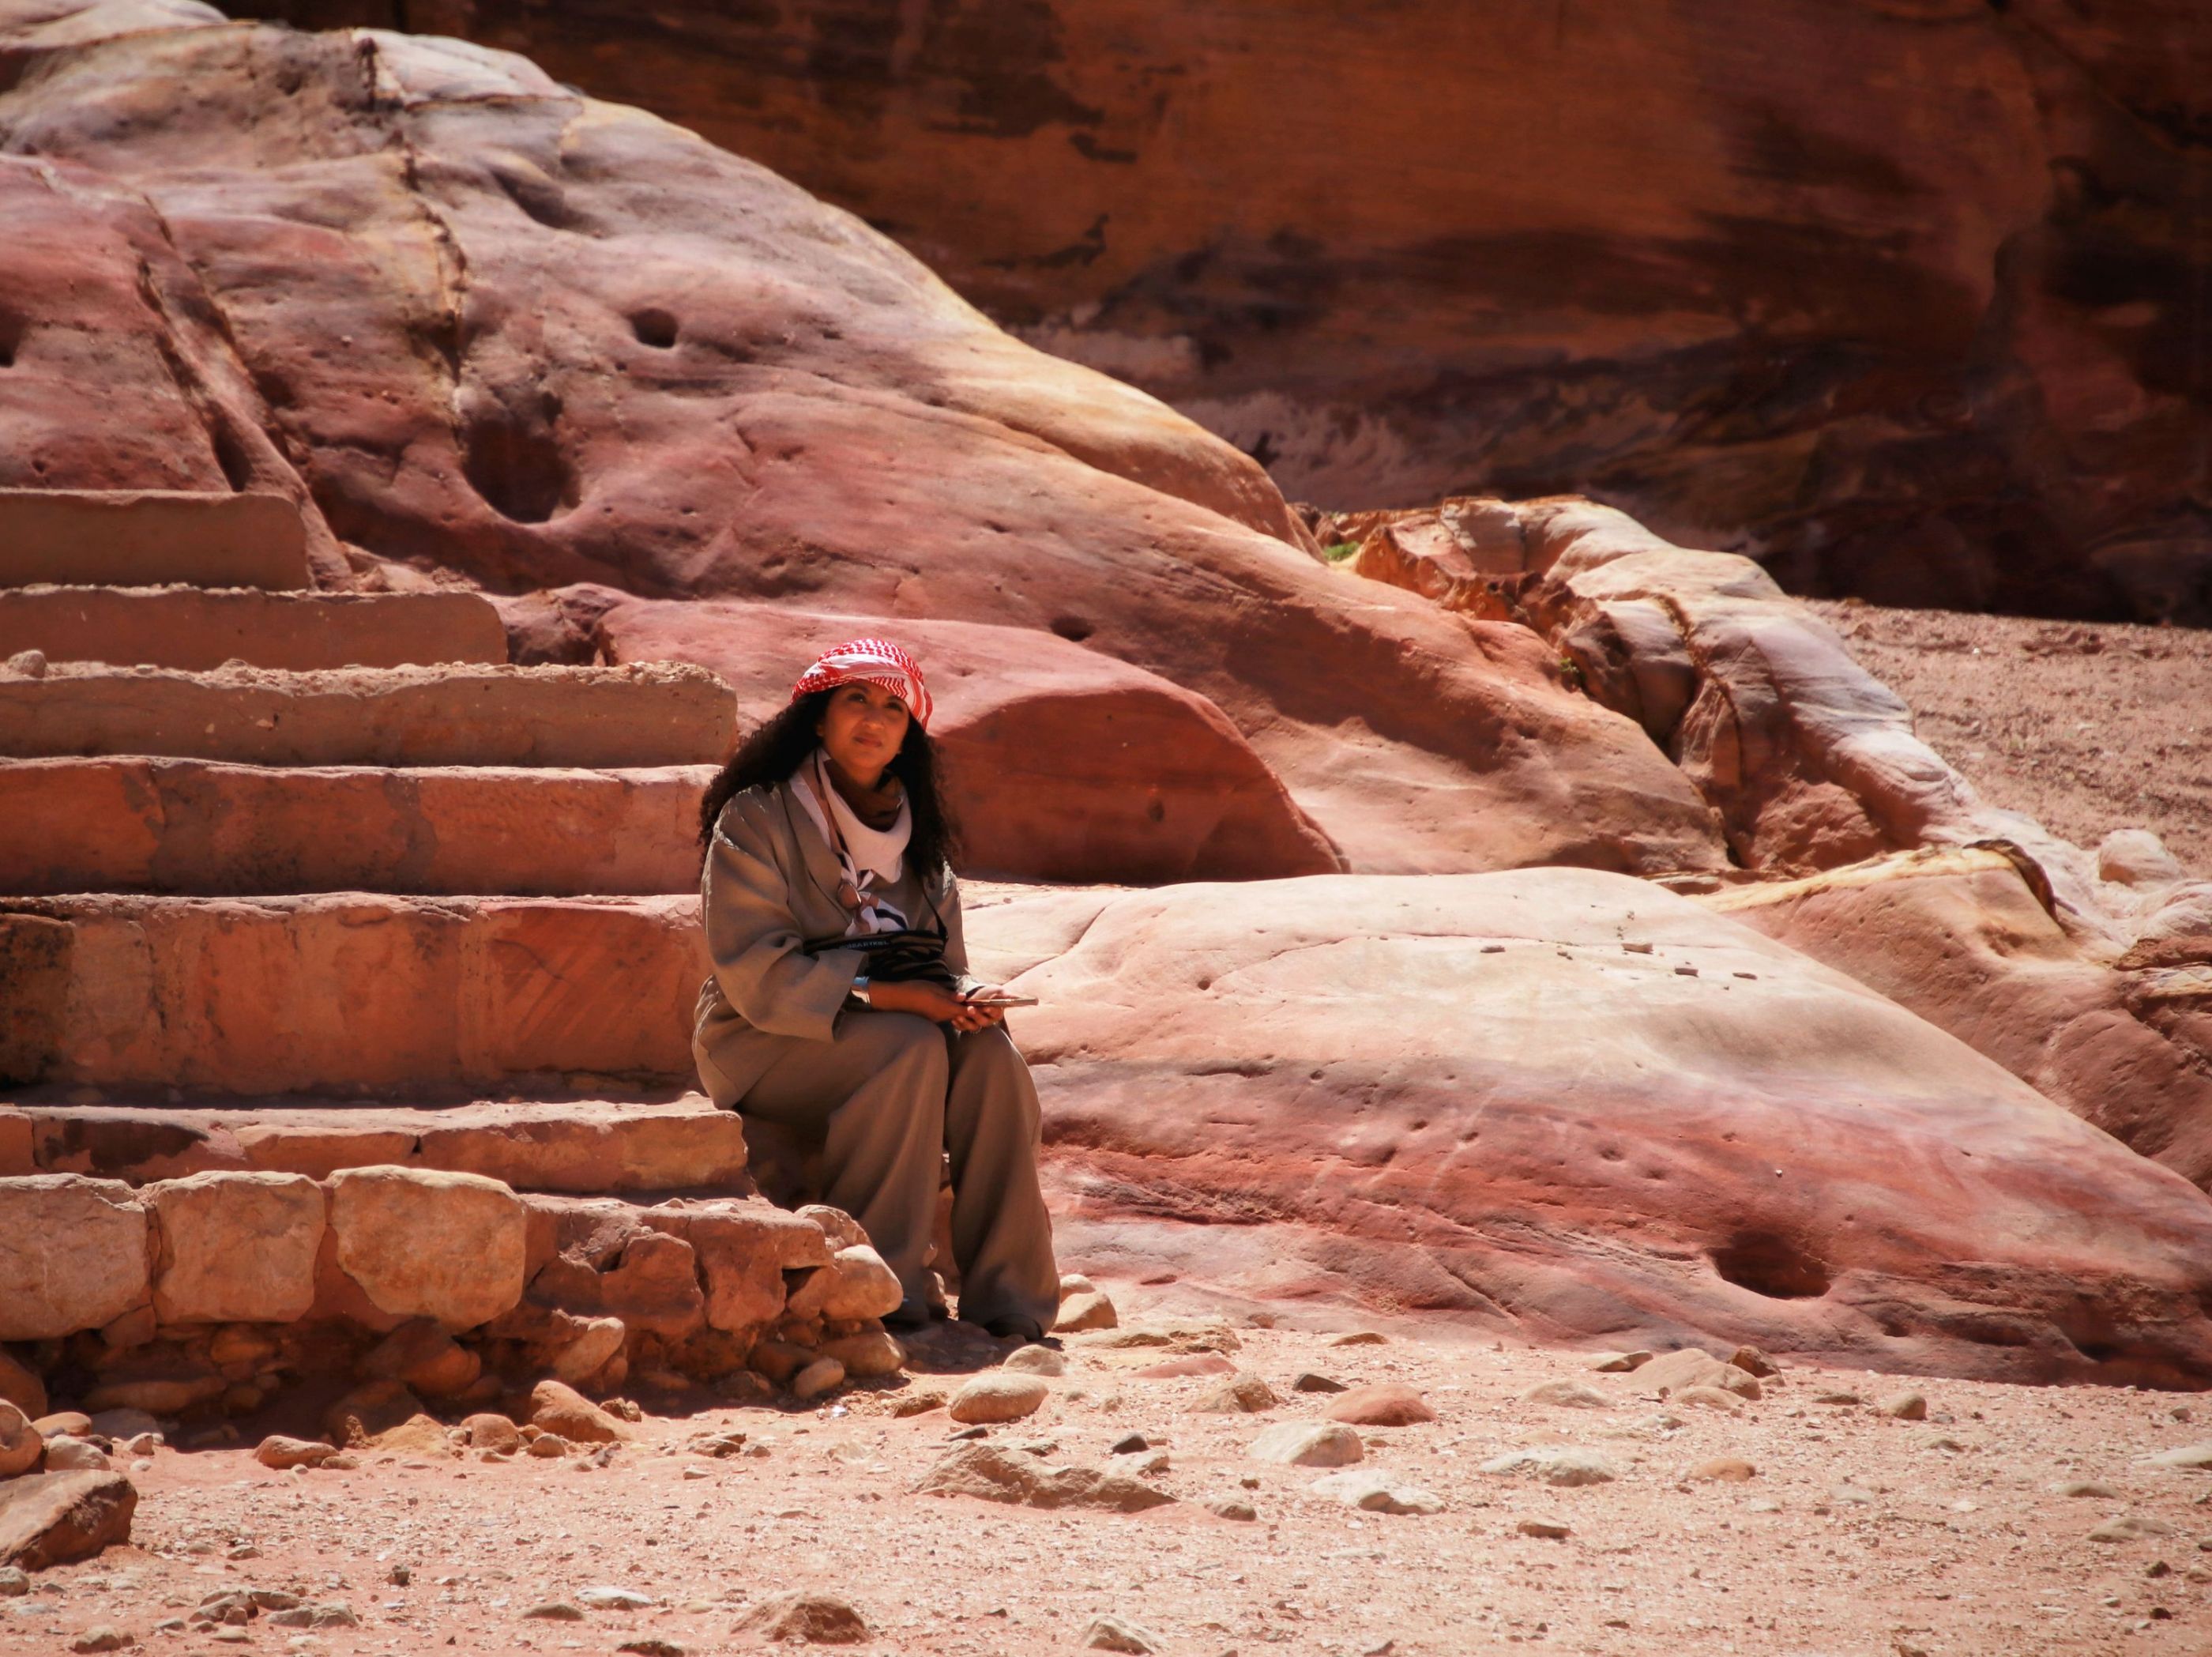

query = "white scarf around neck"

[{"left": 790, "top": 748, "right": 912, "bottom": 935}]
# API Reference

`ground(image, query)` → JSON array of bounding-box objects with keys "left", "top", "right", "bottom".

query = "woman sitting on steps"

[{"left": 690, "top": 638, "right": 1059, "bottom": 1344}]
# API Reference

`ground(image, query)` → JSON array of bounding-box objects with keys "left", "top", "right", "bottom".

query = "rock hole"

[
  {"left": 1710, "top": 1230, "right": 1831, "bottom": 1299},
  {"left": 630, "top": 309, "right": 679, "bottom": 349},
  {"left": 1049, "top": 615, "right": 1095, "bottom": 642},
  {"left": 0, "top": 310, "right": 18, "bottom": 368},
  {"left": 210, "top": 422, "right": 257, "bottom": 491},
  {"left": 461, "top": 394, "right": 577, "bottom": 525},
  {"left": 492, "top": 160, "right": 576, "bottom": 231}
]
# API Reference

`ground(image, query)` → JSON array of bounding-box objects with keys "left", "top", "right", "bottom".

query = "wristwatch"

[{"left": 850, "top": 974, "right": 872, "bottom": 1007}]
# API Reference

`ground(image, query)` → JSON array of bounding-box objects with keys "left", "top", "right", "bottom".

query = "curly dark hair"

[{"left": 697, "top": 689, "right": 961, "bottom": 877}]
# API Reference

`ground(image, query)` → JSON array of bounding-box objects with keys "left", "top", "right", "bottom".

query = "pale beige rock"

[
  {"left": 1480, "top": 1446, "right": 1621, "bottom": 1486},
  {"left": 790, "top": 1358, "right": 846, "bottom": 1401},
  {"left": 1055, "top": 1290, "right": 1119, "bottom": 1333},
  {"left": 1638, "top": 1348, "right": 1762, "bottom": 1400},
  {"left": 0, "top": 1176, "right": 149, "bottom": 1340},
  {"left": 1193, "top": 1373, "right": 1279, "bottom": 1414},
  {"left": 1675, "top": 1385, "right": 1747, "bottom": 1414},
  {"left": 948, "top": 1372, "right": 1049, "bottom": 1425},
  {"left": 1307, "top": 1469, "right": 1445, "bottom": 1515},
  {"left": 253, "top": 1435, "right": 337, "bottom": 1471},
  {"left": 999, "top": 1344, "right": 1066, "bottom": 1377},
  {"left": 0, "top": 1403, "right": 40, "bottom": 1478},
  {"left": 1689, "top": 1457, "right": 1759, "bottom": 1482},
  {"left": 1588, "top": 1351, "right": 1652, "bottom": 1373},
  {"left": 145, "top": 1171, "right": 323, "bottom": 1325},
  {"left": 1879, "top": 1391, "right": 1929, "bottom": 1420},
  {"left": 1520, "top": 1380, "right": 1612, "bottom": 1410},
  {"left": 796, "top": 1206, "right": 868, "bottom": 1251},
  {"left": 328, "top": 1168, "right": 525, "bottom": 1330},
  {"left": 528, "top": 1380, "right": 632, "bottom": 1444},
  {"left": 819, "top": 1245, "right": 903, "bottom": 1322},
  {"left": 735, "top": 1590, "right": 871, "bottom": 1644},
  {"left": 41, "top": 1437, "right": 108, "bottom": 1472},
  {"left": 913, "top": 1444, "right": 1173, "bottom": 1512},
  {"left": 1248, "top": 1422, "right": 1364, "bottom": 1467},
  {"left": 819, "top": 1331, "right": 905, "bottom": 1380},
  {"left": 550, "top": 1317, "right": 628, "bottom": 1385}
]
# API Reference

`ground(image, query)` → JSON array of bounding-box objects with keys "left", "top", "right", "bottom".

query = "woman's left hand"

[{"left": 952, "top": 986, "right": 1013, "bottom": 1032}]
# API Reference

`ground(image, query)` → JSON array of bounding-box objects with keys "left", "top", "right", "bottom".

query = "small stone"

[
  {"left": 1814, "top": 1390, "right": 1862, "bottom": 1406},
  {"left": 1248, "top": 1422, "right": 1364, "bottom": 1467},
  {"left": 1308, "top": 1469, "right": 1444, "bottom": 1515},
  {"left": 1055, "top": 1290, "right": 1119, "bottom": 1334},
  {"left": 735, "top": 1590, "right": 870, "bottom": 1644},
  {"left": 1587, "top": 1351, "right": 1651, "bottom": 1373},
  {"left": 789, "top": 1358, "right": 846, "bottom": 1402},
  {"left": 2148, "top": 1560, "right": 2172, "bottom": 1578},
  {"left": 43, "top": 1436, "right": 110, "bottom": 1472},
  {"left": 1000, "top": 1345, "right": 1066, "bottom": 1377},
  {"left": 1879, "top": 1391, "right": 1928, "bottom": 1421},
  {"left": 1059, "top": 1273, "right": 1097, "bottom": 1297},
  {"left": 1326, "top": 1384, "right": 1437, "bottom": 1426},
  {"left": 1080, "top": 1614, "right": 1161, "bottom": 1653},
  {"left": 1689, "top": 1458, "right": 1758, "bottom": 1482},
  {"left": 387, "top": 1565, "right": 410, "bottom": 1587},
  {"left": 1728, "top": 1346, "right": 1778, "bottom": 1377},
  {"left": 461, "top": 1414, "right": 521, "bottom": 1453},
  {"left": 0, "top": 1403, "right": 38, "bottom": 1478},
  {"left": 1638, "top": 1349, "right": 1760, "bottom": 1401},
  {"left": 1328, "top": 1331, "right": 1387, "bottom": 1346},
  {"left": 0, "top": 1566, "right": 27, "bottom": 1596},
  {"left": 69, "top": 1629, "right": 134, "bottom": 1653},
  {"left": 521, "top": 1602, "right": 585, "bottom": 1621},
  {"left": 1193, "top": 1373, "right": 1278, "bottom": 1414},
  {"left": 526, "top": 1433, "right": 571, "bottom": 1459},
  {"left": 890, "top": 1391, "right": 945, "bottom": 1418},
  {"left": 2142, "top": 1443, "right": 2212, "bottom": 1470},
  {"left": 1519, "top": 1380, "right": 1611, "bottom": 1410},
  {"left": 948, "top": 1372, "right": 1049, "bottom": 1425},
  {"left": 1291, "top": 1372, "right": 1346, "bottom": 1393},
  {"left": 1108, "top": 1433, "right": 1149, "bottom": 1455},
  {"left": 913, "top": 1444, "right": 1172, "bottom": 1513},
  {"left": 577, "top": 1586, "right": 654, "bottom": 1610},
  {"left": 2090, "top": 1514, "right": 2176, "bottom": 1542},
  {"left": 1131, "top": 1354, "right": 1237, "bottom": 1380},
  {"left": 1675, "top": 1386, "right": 1745, "bottom": 1414},
  {"left": 2052, "top": 1480, "right": 2120, "bottom": 1499},
  {"left": 1480, "top": 1446, "right": 1620, "bottom": 1486},
  {"left": 1516, "top": 1519, "right": 1571, "bottom": 1538},
  {"left": 254, "top": 1435, "right": 337, "bottom": 1471},
  {"left": 618, "top": 1641, "right": 687, "bottom": 1657},
  {"left": 1208, "top": 1498, "right": 1258, "bottom": 1521},
  {"left": 1828, "top": 1482, "right": 1878, "bottom": 1505}
]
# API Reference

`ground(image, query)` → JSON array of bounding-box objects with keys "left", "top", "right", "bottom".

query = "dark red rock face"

[{"left": 231, "top": 0, "right": 2212, "bottom": 623}]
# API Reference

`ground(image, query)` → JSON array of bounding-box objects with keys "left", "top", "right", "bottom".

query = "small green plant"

[
  {"left": 1559, "top": 656, "right": 1586, "bottom": 691},
  {"left": 1322, "top": 540, "right": 1360, "bottom": 563}
]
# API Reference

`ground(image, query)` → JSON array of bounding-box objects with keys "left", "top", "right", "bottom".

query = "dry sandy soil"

[
  {"left": 10, "top": 1291, "right": 2212, "bottom": 1657},
  {"left": 1811, "top": 601, "right": 2212, "bottom": 877}
]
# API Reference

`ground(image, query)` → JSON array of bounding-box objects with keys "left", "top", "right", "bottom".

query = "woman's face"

[{"left": 816, "top": 680, "right": 911, "bottom": 782}]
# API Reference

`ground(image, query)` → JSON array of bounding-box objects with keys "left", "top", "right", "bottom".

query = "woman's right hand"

[{"left": 862, "top": 978, "right": 995, "bottom": 1032}]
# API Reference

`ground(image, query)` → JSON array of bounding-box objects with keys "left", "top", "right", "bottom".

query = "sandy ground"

[
  {"left": 11, "top": 1293, "right": 2212, "bottom": 1657},
  {"left": 1809, "top": 601, "right": 2212, "bottom": 878}
]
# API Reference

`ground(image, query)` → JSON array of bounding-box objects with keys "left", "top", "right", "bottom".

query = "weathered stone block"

[
  {"left": 145, "top": 1171, "right": 323, "bottom": 1325},
  {"left": 328, "top": 1167, "right": 525, "bottom": 1330},
  {"left": 0, "top": 1176, "right": 148, "bottom": 1340}
]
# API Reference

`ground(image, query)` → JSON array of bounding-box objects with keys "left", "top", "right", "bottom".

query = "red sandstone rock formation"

[
  {"left": 0, "top": 2, "right": 1729, "bottom": 879},
  {"left": 969, "top": 869, "right": 2212, "bottom": 1386},
  {"left": 230, "top": 0, "right": 2212, "bottom": 623}
]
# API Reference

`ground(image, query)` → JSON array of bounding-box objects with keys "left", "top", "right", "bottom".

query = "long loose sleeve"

[{"left": 701, "top": 792, "right": 863, "bottom": 1042}]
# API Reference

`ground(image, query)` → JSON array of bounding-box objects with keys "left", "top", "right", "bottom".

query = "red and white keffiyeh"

[{"left": 789, "top": 637, "right": 933, "bottom": 732}]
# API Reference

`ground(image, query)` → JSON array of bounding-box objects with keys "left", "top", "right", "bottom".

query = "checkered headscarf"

[{"left": 790, "top": 637, "right": 933, "bottom": 732}]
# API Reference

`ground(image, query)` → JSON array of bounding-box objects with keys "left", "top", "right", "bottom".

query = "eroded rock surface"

[{"left": 972, "top": 870, "right": 2212, "bottom": 1385}]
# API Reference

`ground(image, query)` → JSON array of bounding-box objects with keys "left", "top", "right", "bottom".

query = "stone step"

[
  {"left": 0, "top": 660, "right": 736, "bottom": 766},
  {"left": 0, "top": 489, "right": 310, "bottom": 589},
  {"left": 0, "top": 1094, "right": 751, "bottom": 1195},
  {"left": 2, "top": 893, "right": 707, "bottom": 1096},
  {"left": 0, "top": 585, "right": 508, "bottom": 671},
  {"left": 1, "top": 758, "right": 713, "bottom": 896}
]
